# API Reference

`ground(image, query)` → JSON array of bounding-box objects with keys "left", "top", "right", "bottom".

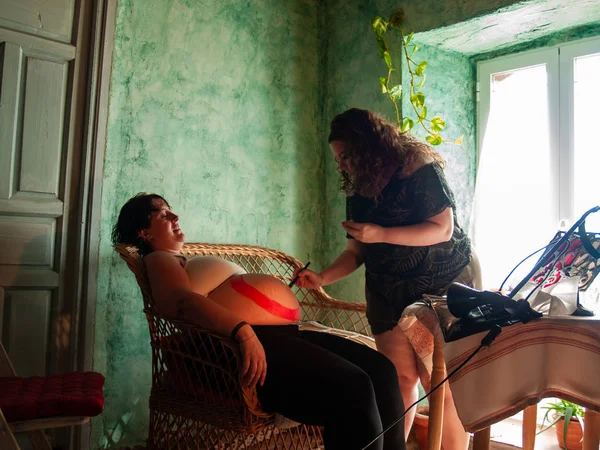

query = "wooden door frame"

[{"left": 70, "top": 0, "right": 118, "bottom": 448}]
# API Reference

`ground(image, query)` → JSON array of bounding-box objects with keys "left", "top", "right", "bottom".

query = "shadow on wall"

[
  {"left": 258, "top": 0, "right": 326, "bottom": 266},
  {"left": 290, "top": 0, "right": 327, "bottom": 265}
]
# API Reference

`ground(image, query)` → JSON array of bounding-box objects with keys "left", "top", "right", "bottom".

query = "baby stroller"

[{"left": 435, "top": 206, "right": 600, "bottom": 342}]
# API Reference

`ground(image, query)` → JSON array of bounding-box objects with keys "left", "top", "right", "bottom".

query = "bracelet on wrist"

[
  {"left": 231, "top": 321, "right": 249, "bottom": 341},
  {"left": 238, "top": 333, "right": 256, "bottom": 342}
]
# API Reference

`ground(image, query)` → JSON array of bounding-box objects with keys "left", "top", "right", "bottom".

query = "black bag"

[{"left": 431, "top": 283, "right": 542, "bottom": 342}]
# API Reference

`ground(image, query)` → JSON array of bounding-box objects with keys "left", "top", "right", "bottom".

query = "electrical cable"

[
  {"left": 499, "top": 239, "right": 571, "bottom": 319},
  {"left": 498, "top": 244, "right": 549, "bottom": 293},
  {"left": 359, "top": 325, "right": 502, "bottom": 450},
  {"left": 507, "top": 206, "right": 600, "bottom": 298}
]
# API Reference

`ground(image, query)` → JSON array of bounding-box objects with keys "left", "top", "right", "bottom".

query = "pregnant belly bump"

[{"left": 208, "top": 274, "right": 301, "bottom": 325}]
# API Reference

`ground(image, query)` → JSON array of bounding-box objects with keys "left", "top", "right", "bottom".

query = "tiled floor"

[
  {"left": 488, "top": 416, "right": 562, "bottom": 450},
  {"left": 115, "top": 417, "right": 566, "bottom": 450},
  {"left": 405, "top": 414, "right": 564, "bottom": 450}
]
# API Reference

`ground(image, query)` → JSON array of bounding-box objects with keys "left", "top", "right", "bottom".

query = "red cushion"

[{"left": 0, "top": 372, "right": 105, "bottom": 422}]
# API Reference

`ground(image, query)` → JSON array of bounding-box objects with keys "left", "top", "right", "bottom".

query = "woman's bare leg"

[
  {"left": 417, "top": 359, "right": 470, "bottom": 450},
  {"left": 375, "top": 326, "right": 420, "bottom": 439}
]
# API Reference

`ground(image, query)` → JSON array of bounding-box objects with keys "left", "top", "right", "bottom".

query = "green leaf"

[
  {"left": 426, "top": 134, "right": 443, "bottom": 146},
  {"left": 415, "top": 61, "right": 428, "bottom": 76},
  {"left": 537, "top": 399, "right": 584, "bottom": 438},
  {"left": 454, "top": 135, "right": 464, "bottom": 145},
  {"left": 379, "top": 77, "right": 388, "bottom": 93},
  {"left": 416, "top": 74, "right": 426, "bottom": 88},
  {"left": 536, "top": 416, "right": 561, "bottom": 435},
  {"left": 405, "top": 32, "right": 414, "bottom": 45},
  {"left": 421, "top": 106, "right": 428, "bottom": 119},
  {"left": 371, "top": 16, "right": 387, "bottom": 36},
  {"left": 376, "top": 37, "right": 387, "bottom": 59},
  {"left": 383, "top": 51, "right": 393, "bottom": 70},
  {"left": 410, "top": 92, "right": 425, "bottom": 108},
  {"left": 564, "top": 406, "right": 574, "bottom": 448},
  {"left": 409, "top": 45, "right": 419, "bottom": 57},
  {"left": 401, "top": 117, "right": 414, "bottom": 132},
  {"left": 431, "top": 116, "right": 446, "bottom": 132},
  {"left": 389, "top": 85, "right": 402, "bottom": 99}
]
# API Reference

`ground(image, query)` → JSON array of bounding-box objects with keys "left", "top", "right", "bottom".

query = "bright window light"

[
  {"left": 476, "top": 39, "right": 600, "bottom": 313},
  {"left": 474, "top": 65, "right": 555, "bottom": 290},
  {"left": 574, "top": 52, "right": 600, "bottom": 231}
]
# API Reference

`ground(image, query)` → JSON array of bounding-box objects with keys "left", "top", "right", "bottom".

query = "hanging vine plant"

[{"left": 372, "top": 9, "right": 462, "bottom": 146}]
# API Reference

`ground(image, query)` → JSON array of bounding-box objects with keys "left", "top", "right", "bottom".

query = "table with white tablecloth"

[{"left": 400, "top": 307, "right": 600, "bottom": 450}]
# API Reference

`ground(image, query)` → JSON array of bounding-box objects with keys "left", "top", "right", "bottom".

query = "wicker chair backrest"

[{"left": 114, "top": 244, "right": 155, "bottom": 310}]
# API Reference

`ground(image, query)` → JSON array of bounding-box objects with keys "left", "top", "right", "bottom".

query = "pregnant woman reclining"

[{"left": 112, "top": 193, "right": 406, "bottom": 450}]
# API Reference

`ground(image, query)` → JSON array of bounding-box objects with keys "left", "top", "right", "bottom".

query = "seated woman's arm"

[{"left": 144, "top": 251, "right": 266, "bottom": 387}]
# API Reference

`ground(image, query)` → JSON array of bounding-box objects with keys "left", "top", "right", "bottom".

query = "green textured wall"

[
  {"left": 415, "top": 0, "right": 600, "bottom": 56},
  {"left": 472, "top": 22, "right": 600, "bottom": 62},
  {"left": 93, "top": 0, "right": 324, "bottom": 447}
]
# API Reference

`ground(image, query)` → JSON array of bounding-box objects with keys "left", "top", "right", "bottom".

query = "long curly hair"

[
  {"left": 328, "top": 108, "right": 445, "bottom": 197},
  {"left": 111, "top": 193, "right": 170, "bottom": 256}
]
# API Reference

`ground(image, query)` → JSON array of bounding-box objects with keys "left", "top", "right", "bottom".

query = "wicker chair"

[{"left": 115, "top": 242, "right": 374, "bottom": 450}]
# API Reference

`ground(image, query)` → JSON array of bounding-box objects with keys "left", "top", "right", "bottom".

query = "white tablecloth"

[{"left": 400, "top": 307, "right": 600, "bottom": 432}]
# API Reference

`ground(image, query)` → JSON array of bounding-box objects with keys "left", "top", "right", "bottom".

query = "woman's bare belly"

[{"left": 207, "top": 273, "right": 301, "bottom": 325}]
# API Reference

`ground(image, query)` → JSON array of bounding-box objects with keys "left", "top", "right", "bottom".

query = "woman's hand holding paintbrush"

[{"left": 290, "top": 262, "right": 324, "bottom": 289}]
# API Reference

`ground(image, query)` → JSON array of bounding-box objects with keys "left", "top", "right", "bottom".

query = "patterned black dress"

[{"left": 346, "top": 162, "right": 471, "bottom": 335}]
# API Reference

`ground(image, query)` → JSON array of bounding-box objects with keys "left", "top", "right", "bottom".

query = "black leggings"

[{"left": 254, "top": 325, "right": 405, "bottom": 450}]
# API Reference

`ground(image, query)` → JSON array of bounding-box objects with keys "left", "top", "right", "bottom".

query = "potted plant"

[
  {"left": 537, "top": 399, "right": 585, "bottom": 450},
  {"left": 371, "top": 9, "right": 462, "bottom": 146}
]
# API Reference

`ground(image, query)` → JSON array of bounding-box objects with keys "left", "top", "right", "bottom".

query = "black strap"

[
  {"left": 578, "top": 220, "right": 600, "bottom": 260},
  {"left": 231, "top": 321, "right": 249, "bottom": 341}
]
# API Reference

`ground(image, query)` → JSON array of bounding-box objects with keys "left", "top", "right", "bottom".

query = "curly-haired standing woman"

[{"left": 295, "top": 108, "right": 478, "bottom": 449}]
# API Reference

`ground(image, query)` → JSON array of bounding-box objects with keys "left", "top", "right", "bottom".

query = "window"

[{"left": 474, "top": 38, "right": 600, "bottom": 312}]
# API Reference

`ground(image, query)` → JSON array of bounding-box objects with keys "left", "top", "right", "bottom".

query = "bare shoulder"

[
  {"left": 144, "top": 250, "right": 185, "bottom": 270},
  {"left": 143, "top": 251, "right": 191, "bottom": 305},
  {"left": 400, "top": 154, "right": 434, "bottom": 178}
]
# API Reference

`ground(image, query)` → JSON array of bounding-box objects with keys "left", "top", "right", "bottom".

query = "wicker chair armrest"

[
  {"left": 300, "top": 289, "right": 372, "bottom": 336},
  {"left": 145, "top": 310, "right": 270, "bottom": 420},
  {"left": 312, "top": 289, "right": 367, "bottom": 313}
]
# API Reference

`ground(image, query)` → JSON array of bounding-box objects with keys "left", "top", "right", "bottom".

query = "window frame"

[
  {"left": 558, "top": 37, "right": 600, "bottom": 226},
  {"left": 476, "top": 36, "right": 600, "bottom": 230}
]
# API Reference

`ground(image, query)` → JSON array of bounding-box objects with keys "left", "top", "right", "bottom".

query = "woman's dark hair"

[
  {"left": 111, "top": 193, "right": 170, "bottom": 256},
  {"left": 328, "top": 108, "right": 445, "bottom": 197}
]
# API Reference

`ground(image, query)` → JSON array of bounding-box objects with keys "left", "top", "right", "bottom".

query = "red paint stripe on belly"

[{"left": 230, "top": 275, "right": 301, "bottom": 321}]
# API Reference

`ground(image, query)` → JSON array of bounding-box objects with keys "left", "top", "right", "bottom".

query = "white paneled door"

[{"left": 0, "top": 0, "right": 111, "bottom": 448}]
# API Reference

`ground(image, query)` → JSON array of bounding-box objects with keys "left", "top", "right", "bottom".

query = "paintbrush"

[{"left": 289, "top": 261, "right": 311, "bottom": 287}]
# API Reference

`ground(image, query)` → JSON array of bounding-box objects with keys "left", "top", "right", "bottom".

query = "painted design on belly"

[{"left": 230, "top": 275, "right": 301, "bottom": 321}]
